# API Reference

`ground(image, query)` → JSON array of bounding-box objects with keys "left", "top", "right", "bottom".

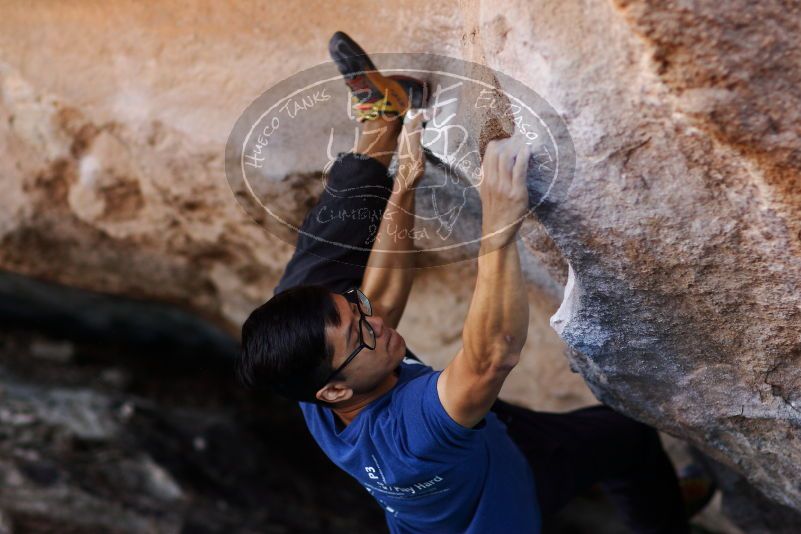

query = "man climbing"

[{"left": 238, "top": 31, "right": 708, "bottom": 533}]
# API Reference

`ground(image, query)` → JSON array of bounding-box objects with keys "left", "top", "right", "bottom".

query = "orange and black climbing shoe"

[
  {"left": 328, "top": 31, "right": 428, "bottom": 122},
  {"left": 678, "top": 463, "right": 717, "bottom": 519}
]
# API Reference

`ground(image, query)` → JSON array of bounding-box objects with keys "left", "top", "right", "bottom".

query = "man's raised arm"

[
  {"left": 438, "top": 138, "right": 532, "bottom": 429},
  {"left": 360, "top": 112, "right": 427, "bottom": 329}
]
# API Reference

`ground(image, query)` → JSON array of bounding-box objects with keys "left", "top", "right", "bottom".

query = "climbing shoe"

[
  {"left": 328, "top": 31, "right": 428, "bottom": 122},
  {"left": 678, "top": 463, "right": 717, "bottom": 518}
]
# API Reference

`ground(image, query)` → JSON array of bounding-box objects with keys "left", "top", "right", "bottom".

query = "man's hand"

[
  {"left": 394, "top": 110, "right": 427, "bottom": 194},
  {"left": 478, "top": 137, "right": 532, "bottom": 250}
]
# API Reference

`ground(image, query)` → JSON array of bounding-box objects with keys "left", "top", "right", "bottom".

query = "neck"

[{"left": 333, "top": 369, "right": 399, "bottom": 426}]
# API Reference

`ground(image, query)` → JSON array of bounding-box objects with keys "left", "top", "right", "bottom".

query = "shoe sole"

[{"left": 328, "top": 31, "right": 377, "bottom": 78}]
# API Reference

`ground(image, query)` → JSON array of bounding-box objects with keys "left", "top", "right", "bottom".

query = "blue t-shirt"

[{"left": 299, "top": 358, "right": 541, "bottom": 533}]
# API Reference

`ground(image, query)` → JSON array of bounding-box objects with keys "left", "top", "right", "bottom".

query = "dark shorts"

[
  {"left": 274, "top": 152, "right": 394, "bottom": 296},
  {"left": 274, "top": 152, "right": 688, "bottom": 533},
  {"left": 491, "top": 401, "right": 688, "bottom": 532}
]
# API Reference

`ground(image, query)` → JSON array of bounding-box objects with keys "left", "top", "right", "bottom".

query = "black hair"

[{"left": 238, "top": 285, "right": 342, "bottom": 403}]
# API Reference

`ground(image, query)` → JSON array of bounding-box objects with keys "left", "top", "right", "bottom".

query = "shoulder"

[{"left": 391, "top": 369, "right": 487, "bottom": 457}]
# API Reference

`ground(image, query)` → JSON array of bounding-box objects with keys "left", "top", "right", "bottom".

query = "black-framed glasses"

[{"left": 323, "top": 288, "right": 376, "bottom": 385}]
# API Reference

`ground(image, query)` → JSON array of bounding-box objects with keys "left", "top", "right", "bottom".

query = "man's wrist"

[
  {"left": 479, "top": 225, "right": 520, "bottom": 253},
  {"left": 392, "top": 181, "right": 418, "bottom": 201}
]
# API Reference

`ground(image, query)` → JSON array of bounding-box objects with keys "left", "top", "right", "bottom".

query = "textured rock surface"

[
  {"left": 527, "top": 0, "right": 801, "bottom": 513},
  {"left": 0, "top": 325, "right": 385, "bottom": 533},
  {"left": 1, "top": 0, "right": 800, "bottom": 528}
]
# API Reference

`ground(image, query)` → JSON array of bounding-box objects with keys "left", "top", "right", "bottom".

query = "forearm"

[
  {"left": 360, "top": 187, "right": 418, "bottom": 328},
  {"left": 462, "top": 239, "right": 529, "bottom": 373}
]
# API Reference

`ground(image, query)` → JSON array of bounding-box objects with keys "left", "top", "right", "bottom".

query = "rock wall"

[
  {"left": 533, "top": 0, "right": 801, "bottom": 512},
  {"left": 0, "top": 1, "right": 593, "bottom": 413},
  {"left": 1, "top": 0, "right": 800, "bottom": 528}
]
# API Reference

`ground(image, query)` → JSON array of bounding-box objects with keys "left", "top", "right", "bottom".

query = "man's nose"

[{"left": 367, "top": 314, "right": 384, "bottom": 339}]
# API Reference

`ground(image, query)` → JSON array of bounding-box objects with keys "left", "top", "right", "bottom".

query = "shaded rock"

[
  {"left": 0, "top": 328, "right": 385, "bottom": 533},
  {"left": 704, "top": 457, "right": 801, "bottom": 534},
  {"left": 28, "top": 340, "right": 74, "bottom": 364}
]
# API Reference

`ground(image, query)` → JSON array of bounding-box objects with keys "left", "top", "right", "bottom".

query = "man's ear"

[{"left": 316, "top": 382, "right": 353, "bottom": 404}]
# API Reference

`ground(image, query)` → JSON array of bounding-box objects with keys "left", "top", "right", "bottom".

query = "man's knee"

[
  {"left": 610, "top": 411, "right": 667, "bottom": 468},
  {"left": 584, "top": 406, "right": 664, "bottom": 459}
]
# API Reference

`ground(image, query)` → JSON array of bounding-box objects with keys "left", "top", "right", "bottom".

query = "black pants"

[{"left": 274, "top": 152, "right": 689, "bottom": 533}]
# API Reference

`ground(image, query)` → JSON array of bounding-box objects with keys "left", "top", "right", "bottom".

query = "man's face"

[{"left": 319, "top": 292, "right": 407, "bottom": 402}]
